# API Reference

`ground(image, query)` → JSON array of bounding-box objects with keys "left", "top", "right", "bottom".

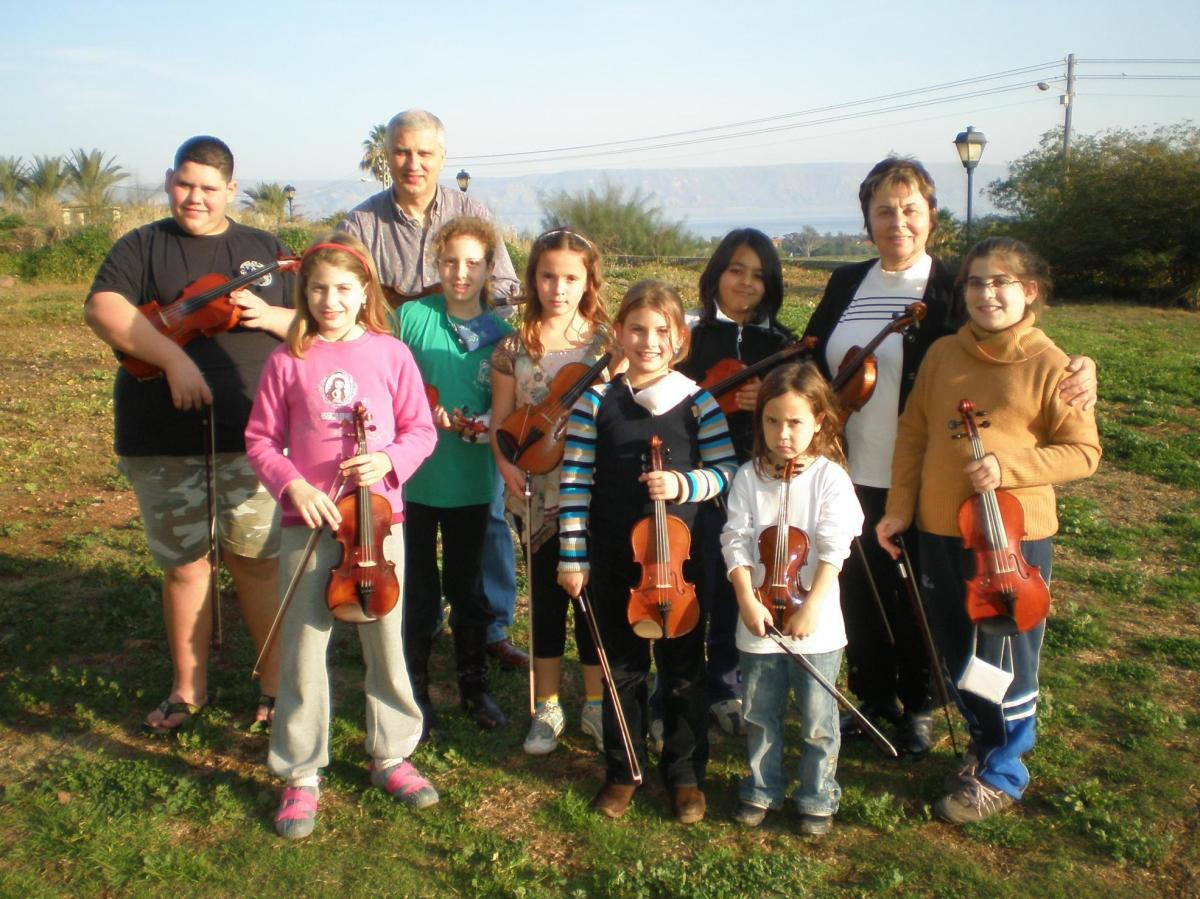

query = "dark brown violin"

[
  {"left": 496, "top": 352, "right": 612, "bottom": 474},
  {"left": 952, "top": 399, "right": 1051, "bottom": 635},
  {"left": 701, "top": 338, "right": 818, "bottom": 416},
  {"left": 424, "top": 384, "right": 488, "bottom": 441},
  {"left": 754, "top": 459, "right": 811, "bottom": 629},
  {"left": 327, "top": 402, "right": 400, "bottom": 624},
  {"left": 123, "top": 255, "right": 302, "bottom": 380},
  {"left": 829, "top": 301, "right": 926, "bottom": 423},
  {"left": 627, "top": 436, "right": 699, "bottom": 640}
]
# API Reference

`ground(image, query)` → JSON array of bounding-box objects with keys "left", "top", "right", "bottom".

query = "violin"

[
  {"left": 627, "top": 436, "right": 699, "bottom": 640},
  {"left": 701, "top": 338, "right": 818, "bottom": 416},
  {"left": 754, "top": 459, "right": 811, "bottom": 630},
  {"left": 496, "top": 352, "right": 612, "bottom": 474},
  {"left": 829, "top": 301, "right": 926, "bottom": 422},
  {"left": 951, "top": 399, "right": 1051, "bottom": 635},
  {"left": 327, "top": 402, "right": 400, "bottom": 624},
  {"left": 424, "top": 384, "right": 488, "bottom": 441},
  {"left": 123, "top": 255, "right": 302, "bottom": 380}
]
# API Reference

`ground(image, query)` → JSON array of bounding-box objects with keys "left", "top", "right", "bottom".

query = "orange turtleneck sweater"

[{"left": 886, "top": 311, "right": 1101, "bottom": 540}]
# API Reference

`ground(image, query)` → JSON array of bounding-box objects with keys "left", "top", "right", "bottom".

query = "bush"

[
  {"left": 539, "top": 182, "right": 702, "bottom": 257},
  {"left": 275, "top": 225, "right": 318, "bottom": 255},
  {"left": 20, "top": 225, "right": 113, "bottom": 283},
  {"left": 988, "top": 124, "right": 1200, "bottom": 307}
]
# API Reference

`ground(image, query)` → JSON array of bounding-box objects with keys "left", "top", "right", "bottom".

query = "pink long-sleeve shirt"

[{"left": 245, "top": 331, "right": 436, "bottom": 527}]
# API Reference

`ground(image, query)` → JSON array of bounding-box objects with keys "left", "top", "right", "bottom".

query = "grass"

[{"left": 0, "top": 280, "right": 1197, "bottom": 897}]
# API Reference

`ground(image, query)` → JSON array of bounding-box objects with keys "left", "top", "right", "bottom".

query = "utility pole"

[{"left": 1062, "top": 53, "right": 1076, "bottom": 165}]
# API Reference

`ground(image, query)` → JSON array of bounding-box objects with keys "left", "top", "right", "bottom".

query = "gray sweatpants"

[{"left": 268, "top": 525, "right": 423, "bottom": 783}]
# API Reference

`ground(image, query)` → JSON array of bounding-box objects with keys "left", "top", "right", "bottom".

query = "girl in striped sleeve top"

[{"left": 557, "top": 279, "right": 737, "bottom": 825}]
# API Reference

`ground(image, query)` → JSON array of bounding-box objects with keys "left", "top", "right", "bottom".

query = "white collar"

[{"left": 627, "top": 370, "right": 697, "bottom": 415}]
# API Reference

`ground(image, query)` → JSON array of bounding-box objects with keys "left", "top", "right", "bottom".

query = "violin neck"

[
  {"left": 709, "top": 342, "right": 806, "bottom": 400},
  {"left": 654, "top": 498, "right": 670, "bottom": 567},
  {"left": 560, "top": 352, "right": 613, "bottom": 410},
  {"left": 181, "top": 257, "right": 283, "bottom": 316}
]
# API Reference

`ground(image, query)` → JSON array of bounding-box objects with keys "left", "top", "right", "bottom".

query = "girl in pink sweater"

[{"left": 246, "top": 233, "right": 438, "bottom": 840}]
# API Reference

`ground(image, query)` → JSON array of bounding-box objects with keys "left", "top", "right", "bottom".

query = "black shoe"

[
  {"left": 840, "top": 698, "right": 903, "bottom": 738},
  {"left": 461, "top": 690, "right": 507, "bottom": 730},
  {"left": 453, "top": 625, "right": 507, "bottom": 730},
  {"left": 898, "top": 711, "right": 933, "bottom": 758}
]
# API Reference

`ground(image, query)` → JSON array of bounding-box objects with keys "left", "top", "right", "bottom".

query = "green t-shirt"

[{"left": 391, "top": 294, "right": 512, "bottom": 507}]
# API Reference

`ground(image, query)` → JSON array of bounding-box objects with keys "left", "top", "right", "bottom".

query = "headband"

[
  {"left": 303, "top": 242, "right": 373, "bottom": 277},
  {"left": 537, "top": 228, "right": 596, "bottom": 251}
]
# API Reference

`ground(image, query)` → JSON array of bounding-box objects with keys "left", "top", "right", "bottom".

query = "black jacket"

[{"left": 802, "top": 256, "right": 961, "bottom": 415}]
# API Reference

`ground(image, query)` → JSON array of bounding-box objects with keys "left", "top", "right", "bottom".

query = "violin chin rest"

[
  {"left": 631, "top": 620, "right": 664, "bottom": 640},
  {"left": 330, "top": 604, "right": 379, "bottom": 625}
]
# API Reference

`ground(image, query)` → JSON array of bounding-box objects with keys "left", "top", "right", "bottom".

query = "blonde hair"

[
  {"left": 286, "top": 233, "right": 390, "bottom": 358},
  {"left": 522, "top": 228, "right": 609, "bottom": 360},
  {"left": 751, "top": 362, "right": 847, "bottom": 475},
  {"left": 614, "top": 279, "right": 691, "bottom": 367}
]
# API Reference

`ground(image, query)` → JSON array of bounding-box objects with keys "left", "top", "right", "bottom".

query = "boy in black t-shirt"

[{"left": 85, "top": 136, "right": 295, "bottom": 733}]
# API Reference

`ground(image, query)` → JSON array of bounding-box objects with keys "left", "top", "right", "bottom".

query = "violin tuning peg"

[
  {"left": 977, "top": 410, "right": 988, "bottom": 417},
  {"left": 948, "top": 419, "right": 961, "bottom": 430},
  {"left": 979, "top": 419, "right": 992, "bottom": 429},
  {"left": 951, "top": 433, "right": 967, "bottom": 440}
]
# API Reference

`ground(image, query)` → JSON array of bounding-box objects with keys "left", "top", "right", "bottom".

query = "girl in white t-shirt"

[{"left": 720, "top": 362, "right": 863, "bottom": 836}]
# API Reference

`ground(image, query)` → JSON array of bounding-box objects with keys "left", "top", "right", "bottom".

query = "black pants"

[
  {"left": 524, "top": 530, "right": 597, "bottom": 664},
  {"left": 590, "top": 551, "right": 707, "bottom": 788},
  {"left": 839, "top": 485, "right": 932, "bottom": 715},
  {"left": 403, "top": 501, "right": 494, "bottom": 645}
]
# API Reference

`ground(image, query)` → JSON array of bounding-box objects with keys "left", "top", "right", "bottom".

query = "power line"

[{"left": 449, "top": 61, "right": 1062, "bottom": 163}]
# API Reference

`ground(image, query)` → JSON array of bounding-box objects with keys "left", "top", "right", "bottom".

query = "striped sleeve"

[
  {"left": 678, "top": 389, "right": 738, "bottom": 503},
  {"left": 558, "top": 384, "right": 605, "bottom": 572}
]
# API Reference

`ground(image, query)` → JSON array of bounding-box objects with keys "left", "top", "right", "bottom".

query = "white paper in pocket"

[{"left": 956, "top": 630, "right": 1014, "bottom": 704}]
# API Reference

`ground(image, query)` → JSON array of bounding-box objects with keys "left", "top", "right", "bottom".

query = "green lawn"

[{"left": 0, "top": 279, "right": 1196, "bottom": 897}]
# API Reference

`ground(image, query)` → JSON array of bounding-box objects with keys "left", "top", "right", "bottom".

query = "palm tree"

[
  {"left": 66, "top": 148, "right": 127, "bottom": 208},
  {"left": 26, "top": 155, "right": 69, "bottom": 207},
  {"left": 242, "top": 182, "right": 288, "bottom": 226},
  {"left": 360, "top": 123, "right": 392, "bottom": 188},
  {"left": 0, "top": 156, "right": 28, "bottom": 209}
]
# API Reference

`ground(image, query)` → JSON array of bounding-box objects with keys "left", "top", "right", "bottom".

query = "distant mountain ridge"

[{"left": 262, "top": 161, "right": 1006, "bottom": 237}]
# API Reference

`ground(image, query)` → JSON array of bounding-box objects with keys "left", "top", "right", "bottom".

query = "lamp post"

[
  {"left": 456, "top": 169, "right": 471, "bottom": 193},
  {"left": 953, "top": 125, "right": 987, "bottom": 245},
  {"left": 284, "top": 184, "right": 296, "bottom": 221}
]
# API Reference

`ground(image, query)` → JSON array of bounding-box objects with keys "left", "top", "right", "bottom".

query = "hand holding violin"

[
  {"left": 639, "top": 469, "right": 682, "bottom": 502},
  {"left": 964, "top": 452, "right": 1002, "bottom": 493},
  {"left": 731, "top": 568, "right": 772, "bottom": 638},
  {"left": 339, "top": 450, "right": 394, "bottom": 488}
]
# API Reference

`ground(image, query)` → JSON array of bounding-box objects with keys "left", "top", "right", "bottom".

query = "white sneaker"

[
  {"left": 710, "top": 698, "right": 744, "bottom": 736},
  {"left": 523, "top": 702, "right": 565, "bottom": 755},
  {"left": 579, "top": 701, "right": 604, "bottom": 752},
  {"left": 648, "top": 715, "right": 664, "bottom": 755}
]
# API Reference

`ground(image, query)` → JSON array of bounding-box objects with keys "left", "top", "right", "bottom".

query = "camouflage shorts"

[{"left": 118, "top": 453, "right": 280, "bottom": 569}]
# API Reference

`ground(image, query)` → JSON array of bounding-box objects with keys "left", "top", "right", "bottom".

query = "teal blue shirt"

[{"left": 391, "top": 294, "right": 512, "bottom": 507}]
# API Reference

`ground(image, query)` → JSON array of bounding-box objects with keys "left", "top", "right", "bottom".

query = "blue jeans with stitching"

[{"left": 739, "top": 647, "right": 842, "bottom": 815}]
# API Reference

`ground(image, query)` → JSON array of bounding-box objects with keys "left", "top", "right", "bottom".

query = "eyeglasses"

[{"left": 964, "top": 276, "right": 1023, "bottom": 293}]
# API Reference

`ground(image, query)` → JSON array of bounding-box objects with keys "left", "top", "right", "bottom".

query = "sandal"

[
  {"left": 143, "top": 698, "right": 204, "bottom": 735},
  {"left": 274, "top": 785, "right": 319, "bottom": 839},
  {"left": 369, "top": 760, "right": 439, "bottom": 809},
  {"left": 250, "top": 694, "right": 275, "bottom": 733}
]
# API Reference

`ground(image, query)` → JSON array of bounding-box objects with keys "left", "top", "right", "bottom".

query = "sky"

[{"left": 3, "top": 0, "right": 1198, "bottom": 197}]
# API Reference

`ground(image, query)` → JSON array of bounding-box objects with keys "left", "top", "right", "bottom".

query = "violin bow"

[
  {"left": 522, "top": 474, "right": 536, "bottom": 717},
  {"left": 894, "top": 535, "right": 963, "bottom": 758},
  {"left": 576, "top": 587, "right": 644, "bottom": 784},
  {"left": 764, "top": 624, "right": 898, "bottom": 757},
  {"left": 203, "top": 404, "right": 222, "bottom": 650},
  {"left": 852, "top": 536, "right": 894, "bottom": 645},
  {"left": 251, "top": 472, "right": 349, "bottom": 679}
]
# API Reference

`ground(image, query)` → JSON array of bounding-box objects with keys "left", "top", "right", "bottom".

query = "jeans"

[
  {"left": 740, "top": 647, "right": 843, "bottom": 815},
  {"left": 483, "top": 475, "right": 517, "bottom": 644},
  {"left": 918, "top": 532, "right": 1050, "bottom": 800}
]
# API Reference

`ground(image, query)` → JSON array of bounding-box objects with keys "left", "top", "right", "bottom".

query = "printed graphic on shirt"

[
  {"left": 238, "top": 259, "right": 274, "bottom": 288},
  {"left": 320, "top": 369, "right": 357, "bottom": 418}
]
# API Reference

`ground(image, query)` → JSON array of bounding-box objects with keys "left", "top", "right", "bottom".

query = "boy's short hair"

[{"left": 173, "top": 136, "right": 235, "bottom": 181}]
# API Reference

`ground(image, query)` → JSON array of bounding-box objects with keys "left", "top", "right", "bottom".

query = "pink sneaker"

[
  {"left": 369, "top": 760, "right": 439, "bottom": 809},
  {"left": 274, "top": 785, "right": 319, "bottom": 839}
]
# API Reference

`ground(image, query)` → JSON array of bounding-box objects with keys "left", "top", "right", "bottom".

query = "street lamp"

[
  {"left": 953, "top": 126, "right": 987, "bottom": 244},
  {"left": 284, "top": 184, "right": 296, "bottom": 221},
  {"left": 456, "top": 169, "right": 471, "bottom": 193}
]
